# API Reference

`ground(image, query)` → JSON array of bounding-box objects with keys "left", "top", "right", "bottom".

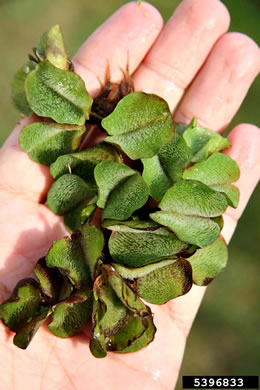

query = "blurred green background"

[{"left": 0, "top": 0, "right": 259, "bottom": 388}]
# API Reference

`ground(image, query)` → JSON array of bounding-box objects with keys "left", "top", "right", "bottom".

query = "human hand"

[{"left": 0, "top": 1, "right": 259, "bottom": 389}]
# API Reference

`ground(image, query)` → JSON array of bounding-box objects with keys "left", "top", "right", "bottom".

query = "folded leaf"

[
  {"left": 44, "top": 25, "right": 69, "bottom": 70},
  {"left": 25, "top": 61, "right": 93, "bottom": 124},
  {"left": 182, "top": 119, "right": 231, "bottom": 162},
  {"left": 94, "top": 274, "right": 128, "bottom": 336},
  {"left": 47, "top": 174, "right": 96, "bottom": 215},
  {"left": 50, "top": 143, "right": 121, "bottom": 182},
  {"left": 188, "top": 237, "right": 228, "bottom": 285},
  {"left": 64, "top": 201, "right": 96, "bottom": 232},
  {"left": 48, "top": 296, "right": 92, "bottom": 338},
  {"left": 159, "top": 180, "right": 228, "bottom": 218},
  {"left": 47, "top": 235, "right": 92, "bottom": 290},
  {"left": 210, "top": 184, "right": 240, "bottom": 208},
  {"left": 95, "top": 161, "right": 149, "bottom": 220},
  {"left": 107, "top": 310, "right": 156, "bottom": 353},
  {"left": 102, "top": 92, "right": 174, "bottom": 159},
  {"left": 108, "top": 225, "right": 187, "bottom": 267},
  {"left": 0, "top": 278, "right": 49, "bottom": 348},
  {"left": 11, "top": 61, "right": 36, "bottom": 116},
  {"left": 142, "top": 134, "right": 193, "bottom": 200},
  {"left": 130, "top": 258, "right": 192, "bottom": 304},
  {"left": 150, "top": 211, "right": 221, "bottom": 248},
  {"left": 19, "top": 122, "right": 85, "bottom": 165},
  {"left": 34, "top": 257, "right": 73, "bottom": 304},
  {"left": 90, "top": 300, "right": 107, "bottom": 358}
]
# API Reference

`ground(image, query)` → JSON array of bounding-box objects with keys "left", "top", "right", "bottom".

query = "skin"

[{"left": 0, "top": 0, "right": 259, "bottom": 389}]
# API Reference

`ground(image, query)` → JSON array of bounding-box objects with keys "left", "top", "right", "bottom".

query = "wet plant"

[{"left": 0, "top": 25, "right": 239, "bottom": 357}]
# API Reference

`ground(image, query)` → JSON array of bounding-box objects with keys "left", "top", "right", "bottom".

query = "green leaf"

[
  {"left": 45, "top": 25, "right": 69, "bottom": 71},
  {"left": 107, "top": 310, "right": 156, "bottom": 353},
  {"left": 102, "top": 92, "right": 175, "bottom": 159},
  {"left": 50, "top": 143, "right": 121, "bottom": 183},
  {"left": 47, "top": 174, "right": 96, "bottom": 215},
  {"left": 14, "top": 307, "right": 49, "bottom": 349},
  {"left": 107, "top": 224, "right": 187, "bottom": 267},
  {"left": 11, "top": 61, "right": 36, "bottom": 116},
  {"left": 90, "top": 300, "right": 107, "bottom": 358},
  {"left": 64, "top": 201, "right": 96, "bottom": 232},
  {"left": 78, "top": 224, "right": 105, "bottom": 280},
  {"left": 47, "top": 234, "right": 92, "bottom": 290},
  {"left": 94, "top": 274, "right": 128, "bottom": 335},
  {"left": 142, "top": 134, "right": 193, "bottom": 200},
  {"left": 188, "top": 237, "right": 228, "bottom": 286},
  {"left": 48, "top": 296, "right": 92, "bottom": 338},
  {"left": 34, "top": 257, "right": 73, "bottom": 304},
  {"left": 0, "top": 278, "right": 49, "bottom": 348},
  {"left": 159, "top": 180, "right": 228, "bottom": 217},
  {"left": 94, "top": 161, "right": 149, "bottom": 220},
  {"left": 19, "top": 122, "right": 85, "bottom": 165},
  {"left": 25, "top": 61, "right": 93, "bottom": 124},
  {"left": 150, "top": 211, "right": 221, "bottom": 248},
  {"left": 182, "top": 119, "right": 231, "bottom": 162},
  {"left": 183, "top": 153, "right": 240, "bottom": 207},
  {"left": 132, "top": 258, "right": 192, "bottom": 304}
]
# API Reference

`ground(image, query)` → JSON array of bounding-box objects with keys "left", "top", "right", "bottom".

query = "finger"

[
  {"left": 175, "top": 33, "right": 260, "bottom": 131},
  {"left": 0, "top": 2, "right": 163, "bottom": 203},
  {"left": 222, "top": 124, "right": 260, "bottom": 242},
  {"left": 133, "top": 0, "right": 230, "bottom": 110},
  {"left": 168, "top": 123, "right": 260, "bottom": 340}
]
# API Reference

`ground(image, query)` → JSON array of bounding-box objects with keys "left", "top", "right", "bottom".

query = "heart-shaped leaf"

[
  {"left": 183, "top": 153, "right": 240, "bottom": 207},
  {"left": 34, "top": 257, "right": 73, "bottom": 304},
  {"left": 142, "top": 134, "right": 193, "bottom": 200},
  {"left": 50, "top": 143, "right": 121, "bottom": 183},
  {"left": 94, "top": 161, "right": 149, "bottom": 220},
  {"left": 48, "top": 296, "right": 92, "bottom": 338},
  {"left": 182, "top": 118, "right": 231, "bottom": 162},
  {"left": 106, "top": 222, "right": 187, "bottom": 267},
  {"left": 47, "top": 174, "right": 96, "bottom": 215},
  {"left": 187, "top": 237, "right": 228, "bottom": 285},
  {"left": 19, "top": 122, "right": 85, "bottom": 165},
  {"left": 25, "top": 61, "right": 93, "bottom": 124},
  {"left": 102, "top": 92, "right": 175, "bottom": 159},
  {"left": 11, "top": 61, "right": 36, "bottom": 116}
]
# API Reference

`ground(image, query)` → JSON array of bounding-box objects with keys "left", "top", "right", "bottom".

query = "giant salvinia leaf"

[
  {"left": 47, "top": 224, "right": 104, "bottom": 289},
  {"left": 150, "top": 180, "right": 228, "bottom": 247},
  {"left": 25, "top": 61, "right": 93, "bottom": 124},
  {"left": 114, "top": 258, "right": 192, "bottom": 304},
  {"left": 182, "top": 118, "right": 231, "bottom": 162},
  {"left": 102, "top": 92, "right": 175, "bottom": 160},
  {"left": 94, "top": 274, "right": 128, "bottom": 336},
  {"left": 47, "top": 174, "right": 96, "bottom": 215},
  {"left": 19, "top": 122, "right": 85, "bottom": 165},
  {"left": 48, "top": 296, "right": 92, "bottom": 338},
  {"left": 90, "top": 300, "right": 107, "bottom": 358},
  {"left": 50, "top": 143, "right": 121, "bottom": 183},
  {"left": 106, "top": 221, "right": 187, "bottom": 267},
  {"left": 187, "top": 237, "right": 228, "bottom": 285},
  {"left": 64, "top": 201, "right": 96, "bottom": 233},
  {"left": 47, "top": 235, "right": 92, "bottom": 290},
  {"left": 142, "top": 134, "right": 193, "bottom": 200},
  {"left": 183, "top": 153, "right": 240, "bottom": 207},
  {"left": 94, "top": 161, "right": 149, "bottom": 220},
  {"left": 34, "top": 257, "right": 73, "bottom": 304},
  {"left": 11, "top": 61, "right": 36, "bottom": 116},
  {"left": 0, "top": 279, "right": 49, "bottom": 349},
  {"left": 44, "top": 25, "right": 69, "bottom": 71}
]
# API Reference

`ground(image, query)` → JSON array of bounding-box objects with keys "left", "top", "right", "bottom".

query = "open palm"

[{"left": 0, "top": 1, "right": 259, "bottom": 389}]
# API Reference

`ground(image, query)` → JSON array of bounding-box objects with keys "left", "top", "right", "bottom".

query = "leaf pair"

[{"left": 90, "top": 264, "right": 156, "bottom": 357}]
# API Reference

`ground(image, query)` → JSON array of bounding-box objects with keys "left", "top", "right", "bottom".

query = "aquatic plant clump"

[{"left": 0, "top": 25, "right": 239, "bottom": 357}]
